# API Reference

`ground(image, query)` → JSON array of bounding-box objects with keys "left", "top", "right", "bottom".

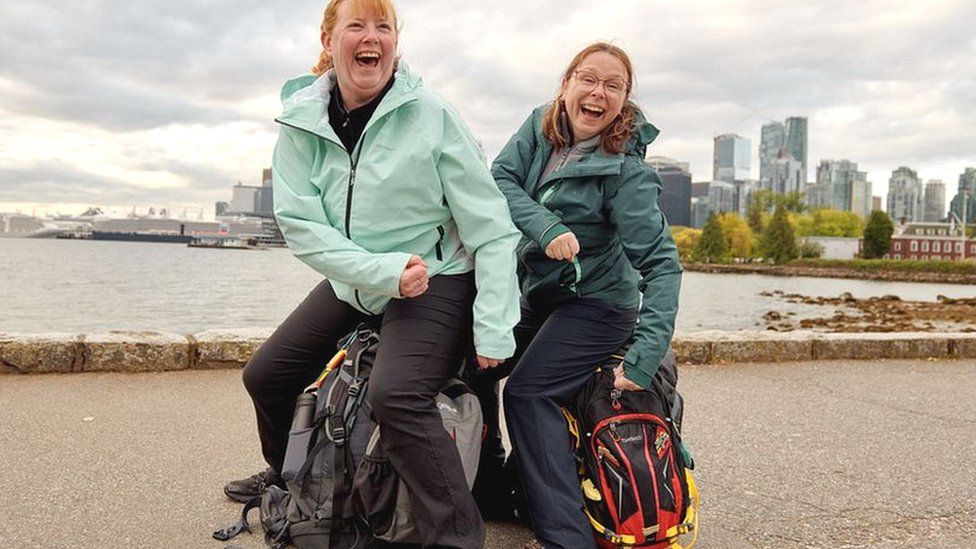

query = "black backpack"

[{"left": 215, "top": 324, "right": 482, "bottom": 548}]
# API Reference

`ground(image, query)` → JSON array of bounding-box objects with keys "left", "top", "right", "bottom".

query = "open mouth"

[
  {"left": 354, "top": 51, "right": 381, "bottom": 69},
  {"left": 580, "top": 104, "right": 605, "bottom": 120}
]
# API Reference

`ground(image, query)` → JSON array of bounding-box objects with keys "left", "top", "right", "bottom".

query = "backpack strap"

[{"left": 211, "top": 495, "right": 261, "bottom": 541}]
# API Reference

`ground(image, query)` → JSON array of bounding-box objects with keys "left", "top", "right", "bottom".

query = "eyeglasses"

[{"left": 573, "top": 70, "right": 628, "bottom": 96}]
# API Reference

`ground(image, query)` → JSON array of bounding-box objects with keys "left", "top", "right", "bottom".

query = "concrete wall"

[{"left": 2, "top": 329, "right": 976, "bottom": 374}]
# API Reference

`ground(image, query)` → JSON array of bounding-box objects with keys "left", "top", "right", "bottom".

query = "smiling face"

[
  {"left": 324, "top": 0, "right": 398, "bottom": 110},
  {"left": 560, "top": 51, "right": 630, "bottom": 142}
]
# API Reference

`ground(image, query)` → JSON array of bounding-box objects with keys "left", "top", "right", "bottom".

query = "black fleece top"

[{"left": 328, "top": 76, "right": 396, "bottom": 152}]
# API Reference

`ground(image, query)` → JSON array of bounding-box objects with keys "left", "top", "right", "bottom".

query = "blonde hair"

[
  {"left": 311, "top": 0, "right": 399, "bottom": 76},
  {"left": 542, "top": 42, "right": 638, "bottom": 155}
]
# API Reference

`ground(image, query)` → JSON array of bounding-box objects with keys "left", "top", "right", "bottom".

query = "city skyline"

[{"left": 1, "top": 0, "right": 973, "bottom": 216}]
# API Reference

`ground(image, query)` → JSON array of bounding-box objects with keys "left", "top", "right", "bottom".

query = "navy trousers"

[{"left": 502, "top": 298, "right": 637, "bottom": 549}]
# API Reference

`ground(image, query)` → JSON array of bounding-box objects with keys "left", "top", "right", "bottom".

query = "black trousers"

[
  {"left": 468, "top": 298, "right": 636, "bottom": 549},
  {"left": 242, "top": 274, "right": 484, "bottom": 549}
]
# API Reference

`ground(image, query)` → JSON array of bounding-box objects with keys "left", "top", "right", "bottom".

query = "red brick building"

[{"left": 861, "top": 222, "right": 975, "bottom": 260}]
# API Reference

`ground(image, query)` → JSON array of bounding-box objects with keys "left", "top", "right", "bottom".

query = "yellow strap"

[
  {"left": 561, "top": 407, "right": 581, "bottom": 451},
  {"left": 664, "top": 470, "right": 700, "bottom": 549}
]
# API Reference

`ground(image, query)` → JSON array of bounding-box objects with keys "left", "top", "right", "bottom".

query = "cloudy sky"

[{"left": 0, "top": 0, "right": 973, "bottom": 218}]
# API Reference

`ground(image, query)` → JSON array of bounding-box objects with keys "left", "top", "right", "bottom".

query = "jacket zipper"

[
  {"left": 345, "top": 139, "right": 367, "bottom": 311},
  {"left": 539, "top": 180, "right": 582, "bottom": 294}
]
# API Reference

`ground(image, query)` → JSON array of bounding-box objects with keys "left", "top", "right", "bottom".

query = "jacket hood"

[
  {"left": 277, "top": 60, "right": 423, "bottom": 127},
  {"left": 627, "top": 107, "right": 660, "bottom": 158}
]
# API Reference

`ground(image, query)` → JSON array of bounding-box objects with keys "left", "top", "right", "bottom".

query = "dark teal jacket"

[{"left": 491, "top": 105, "right": 682, "bottom": 388}]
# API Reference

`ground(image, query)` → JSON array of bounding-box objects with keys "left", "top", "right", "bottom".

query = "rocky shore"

[
  {"left": 684, "top": 262, "right": 976, "bottom": 285},
  {"left": 761, "top": 291, "right": 976, "bottom": 333}
]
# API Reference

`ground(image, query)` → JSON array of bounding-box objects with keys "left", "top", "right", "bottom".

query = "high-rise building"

[
  {"left": 814, "top": 159, "right": 870, "bottom": 216},
  {"left": 708, "top": 180, "right": 736, "bottom": 215},
  {"left": 872, "top": 196, "right": 882, "bottom": 212},
  {"left": 262, "top": 168, "right": 273, "bottom": 187},
  {"left": 759, "top": 122, "right": 785, "bottom": 183},
  {"left": 850, "top": 179, "right": 873, "bottom": 219},
  {"left": 647, "top": 156, "right": 692, "bottom": 227},
  {"left": 712, "top": 134, "right": 751, "bottom": 183},
  {"left": 784, "top": 117, "right": 808, "bottom": 182},
  {"left": 886, "top": 167, "right": 924, "bottom": 223},
  {"left": 923, "top": 180, "right": 946, "bottom": 222},
  {"left": 949, "top": 168, "right": 976, "bottom": 225},
  {"left": 767, "top": 152, "right": 804, "bottom": 195}
]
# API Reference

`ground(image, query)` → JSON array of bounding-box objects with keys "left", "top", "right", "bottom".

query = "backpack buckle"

[
  {"left": 348, "top": 379, "right": 363, "bottom": 398},
  {"left": 330, "top": 425, "right": 346, "bottom": 445}
]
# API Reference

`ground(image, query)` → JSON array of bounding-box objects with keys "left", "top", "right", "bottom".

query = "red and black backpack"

[{"left": 568, "top": 350, "right": 699, "bottom": 548}]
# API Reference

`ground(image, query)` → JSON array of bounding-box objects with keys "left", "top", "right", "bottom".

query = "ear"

[{"left": 322, "top": 31, "right": 332, "bottom": 57}]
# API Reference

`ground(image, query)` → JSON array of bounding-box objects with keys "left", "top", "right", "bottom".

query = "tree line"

[{"left": 672, "top": 190, "right": 895, "bottom": 264}]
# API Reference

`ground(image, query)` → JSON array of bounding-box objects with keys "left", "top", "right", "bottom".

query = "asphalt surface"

[{"left": 2, "top": 359, "right": 975, "bottom": 548}]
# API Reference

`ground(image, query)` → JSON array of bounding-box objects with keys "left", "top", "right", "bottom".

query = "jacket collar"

[
  {"left": 536, "top": 104, "right": 661, "bottom": 182},
  {"left": 276, "top": 61, "right": 422, "bottom": 143}
]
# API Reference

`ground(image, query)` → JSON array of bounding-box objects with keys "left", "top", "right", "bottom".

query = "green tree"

[
  {"left": 746, "top": 190, "right": 774, "bottom": 233},
  {"left": 692, "top": 212, "right": 729, "bottom": 263},
  {"left": 862, "top": 210, "right": 894, "bottom": 258},
  {"left": 779, "top": 192, "right": 807, "bottom": 213},
  {"left": 761, "top": 205, "right": 798, "bottom": 264}
]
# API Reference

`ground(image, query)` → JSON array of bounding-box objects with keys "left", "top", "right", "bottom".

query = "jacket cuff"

[
  {"left": 622, "top": 351, "right": 654, "bottom": 390},
  {"left": 382, "top": 252, "right": 415, "bottom": 298},
  {"left": 538, "top": 222, "right": 571, "bottom": 250},
  {"left": 473, "top": 331, "right": 516, "bottom": 361}
]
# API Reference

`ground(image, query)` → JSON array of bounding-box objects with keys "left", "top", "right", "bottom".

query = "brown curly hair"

[
  {"left": 310, "top": 0, "right": 399, "bottom": 76},
  {"left": 541, "top": 42, "right": 639, "bottom": 155}
]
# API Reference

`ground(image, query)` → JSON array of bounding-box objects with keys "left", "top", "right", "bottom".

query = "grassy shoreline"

[{"left": 684, "top": 259, "right": 976, "bottom": 285}]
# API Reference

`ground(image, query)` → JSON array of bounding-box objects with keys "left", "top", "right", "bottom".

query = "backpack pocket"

[
  {"left": 351, "top": 429, "right": 399, "bottom": 539},
  {"left": 281, "top": 427, "right": 316, "bottom": 483}
]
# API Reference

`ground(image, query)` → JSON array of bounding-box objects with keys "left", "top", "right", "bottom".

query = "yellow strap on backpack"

[
  {"left": 662, "top": 469, "right": 700, "bottom": 549},
  {"left": 581, "top": 468, "right": 699, "bottom": 548}
]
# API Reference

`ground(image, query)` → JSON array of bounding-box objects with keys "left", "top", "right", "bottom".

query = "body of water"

[{"left": 3, "top": 238, "right": 975, "bottom": 334}]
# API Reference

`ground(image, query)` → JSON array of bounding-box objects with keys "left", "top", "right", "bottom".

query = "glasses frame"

[{"left": 572, "top": 70, "right": 629, "bottom": 96}]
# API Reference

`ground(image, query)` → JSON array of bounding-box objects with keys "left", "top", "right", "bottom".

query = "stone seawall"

[{"left": 2, "top": 329, "right": 975, "bottom": 374}]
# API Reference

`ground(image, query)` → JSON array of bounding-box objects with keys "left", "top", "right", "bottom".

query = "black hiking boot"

[{"left": 223, "top": 467, "right": 284, "bottom": 503}]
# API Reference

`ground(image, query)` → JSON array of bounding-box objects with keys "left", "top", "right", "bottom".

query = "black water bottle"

[{"left": 291, "top": 392, "right": 317, "bottom": 431}]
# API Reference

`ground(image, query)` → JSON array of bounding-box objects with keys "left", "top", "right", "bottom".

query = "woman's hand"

[
  {"left": 476, "top": 355, "right": 505, "bottom": 369},
  {"left": 398, "top": 255, "right": 429, "bottom": 298},
  {"left": 613, "top": 364, "right": 643, "bottom": 391},
  {"left": 545, "top": 232, "right": 580, "bottom": 262}
]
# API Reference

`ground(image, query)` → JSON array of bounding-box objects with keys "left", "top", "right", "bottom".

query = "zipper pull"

[{"left": 349, "top": 169, "right": 357, "bottom": 187}]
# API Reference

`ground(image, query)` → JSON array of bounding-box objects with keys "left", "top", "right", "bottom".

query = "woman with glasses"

[{"left": 486, "top": 42, "right": 682, "bottom": 549}]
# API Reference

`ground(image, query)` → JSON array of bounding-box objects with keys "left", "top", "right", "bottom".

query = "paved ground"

[{"left": 2, "top": 359, "right": 975, "bottom": 548}]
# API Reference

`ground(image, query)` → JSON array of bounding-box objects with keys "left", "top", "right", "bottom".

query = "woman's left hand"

[
  {"left": 613, "top": 365, "right": 643, "bottom": 391},
  {"left": 476, "top": 355, "right": 505, "bottom": 369}
]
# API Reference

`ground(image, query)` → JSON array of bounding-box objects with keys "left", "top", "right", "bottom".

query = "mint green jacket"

[
  {"left": 272, "top": 63, "right": 521, "bottom": 359},
  {"left": 492, "top": 106, "right": 682, "bottom": 387}
]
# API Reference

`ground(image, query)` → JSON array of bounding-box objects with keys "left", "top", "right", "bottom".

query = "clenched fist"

[
  {"left": 545, "top": 232, "right": 580, "bottom": 262},
  {"left": 398, "top": 255, "right": 429, "bottom": 298}
]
